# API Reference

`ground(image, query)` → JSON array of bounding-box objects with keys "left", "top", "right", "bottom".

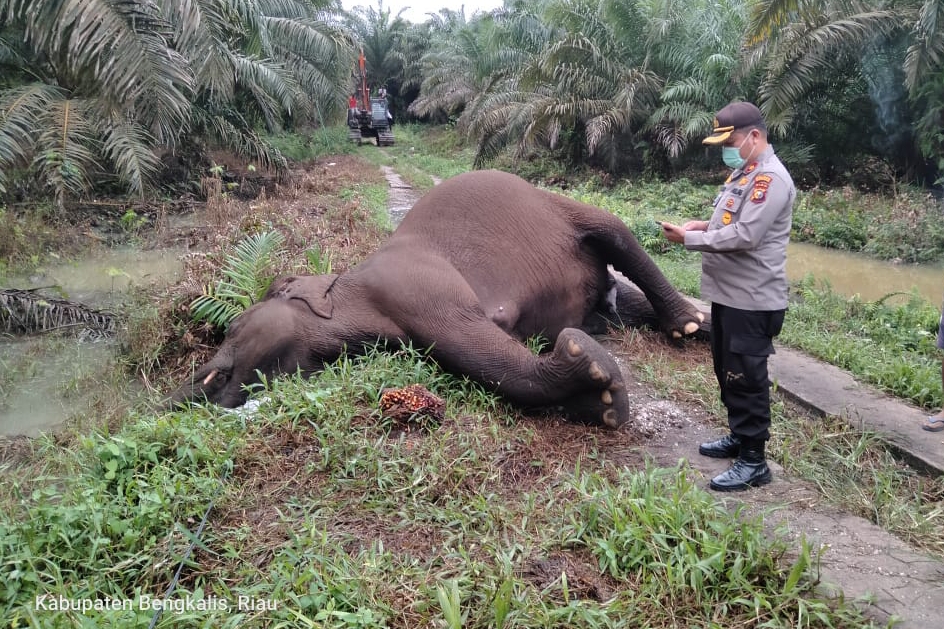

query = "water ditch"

[{"left": 1, "top": 247, "right": 184, "bottom": 436}]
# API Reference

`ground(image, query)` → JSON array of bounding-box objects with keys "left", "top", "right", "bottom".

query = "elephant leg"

[
  {"left": 581, "top": 217, "right": 703, "bottom": 337},
  {"left": 424, "top": 320, "right": 629, "bottom": 428},
  {"left": 581, "top": 271, "right": 659, "bottom": 334},
  {"left": 367, "top": 251, "right": 629, "bottom": 426},
  {"left": 542, "top": 328, "right": 629, "bottom": 428}
]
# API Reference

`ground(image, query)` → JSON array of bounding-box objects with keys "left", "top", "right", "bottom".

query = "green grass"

[
  {"left": 779, "top": 277, "right": 942, "bottom": 408},
  {"left": 792, "top": 186, "right": 944, "bottom": 262},
  {"left": 265, "top": 127, "right": 357, "bottom": 162},
  {"left": 0, "top": 347, "right": 880, "bottom": 627},
  {"left": 350, "top": 123, "right": 476, "bottom": 189}
]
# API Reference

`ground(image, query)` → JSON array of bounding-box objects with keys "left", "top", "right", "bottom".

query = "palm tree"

[
  {"left": 516, "top": 0, "right": 669, "bottom": 168},
  {"left": 162, "top": 0, "right": 355, "bottom": 171},
  {"left": 410, "top": 1, "right": 562, "bottom": 165},
  {"left": 744, "top": 0, "right": 944, "bottom": 179},
  {"left": 0, "top": 0, "right": 192, "bottom": 206},
  {"left": 416, "top": 0, "right": 752, "bottom": 174},
  {"left": 645, "top": 0, "right": 753, "bottom": 157},
  {"left": 409, "top": 7, "right": 509, "bottom": 122},
  {"left": 343, "top": 1, "right": 417, "bottom": 105},
  {"left": 0, "top": 0, "right": 354, "bottom": 208}
]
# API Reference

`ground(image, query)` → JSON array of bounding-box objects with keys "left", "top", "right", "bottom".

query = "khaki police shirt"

[{"left": 683, "top": 146, "right": 795, "bottom": 311}]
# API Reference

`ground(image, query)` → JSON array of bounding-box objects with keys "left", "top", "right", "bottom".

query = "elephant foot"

[
  {"left": 551, "top": 329, "right": 629, "bottom": 428},
  {"left": 663, "top": 305, "right": 705, "bottom": 339}
]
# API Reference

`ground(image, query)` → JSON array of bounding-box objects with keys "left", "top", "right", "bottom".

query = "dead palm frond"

[
  {"left": 903, "top": 0, "right": 944, "bottom": 91},
  {"left": 0, "top": 289, "right": 117, "bottom": 338}
]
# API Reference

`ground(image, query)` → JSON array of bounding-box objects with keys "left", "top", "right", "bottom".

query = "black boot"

[
  {"left": 698, "top": 433, "right": 741, "bottom": 458},
  {"left": 709, "top": 445, "right": 772, "bottom": 492}
]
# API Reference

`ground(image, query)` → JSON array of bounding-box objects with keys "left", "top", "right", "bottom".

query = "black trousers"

[{"left": 710, "top": 303, "right": 785, "bottom": 444}]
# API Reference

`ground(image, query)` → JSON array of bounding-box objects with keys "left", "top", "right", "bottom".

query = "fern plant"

[{"left": 190, "top": 230, "right": 285, "bottom": 329}]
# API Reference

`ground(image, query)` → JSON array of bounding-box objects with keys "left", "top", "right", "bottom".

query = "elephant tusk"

[{"left": 202, "top": 369, "right": 219, "bottom": 386}]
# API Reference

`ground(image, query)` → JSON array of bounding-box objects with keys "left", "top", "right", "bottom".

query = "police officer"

[{"left": 660, "top": 101, "right": 795, "bottom": 491}]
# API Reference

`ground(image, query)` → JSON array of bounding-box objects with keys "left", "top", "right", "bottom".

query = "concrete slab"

[{"left": 769, "top": 345, "right": 944, "bottom": 476}]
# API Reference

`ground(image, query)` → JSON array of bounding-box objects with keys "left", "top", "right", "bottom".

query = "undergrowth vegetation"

[
  {"left": 189, "top": 230, "right": 286, "bottom": 329},
  {"left": 780, "top": 279, "right": 942, "bottom": 408}
]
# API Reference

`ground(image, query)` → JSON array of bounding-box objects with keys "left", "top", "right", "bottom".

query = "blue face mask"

[
  {"left": 722, "top": 133, "right": 752, "bottom": 170},
  {"left": 722, "top": 146, "right": 745, "bottom": 170}
]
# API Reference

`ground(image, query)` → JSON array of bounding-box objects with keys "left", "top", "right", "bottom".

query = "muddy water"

[
  {"left": 787, "top": 242, "right": 944, "bottom": 303},
  {"left": 1, "top": 247, "right": 184, "bottom": 437},
  {"left": 0, "top": 339, "right": 116, "bottom": 437},
  {"left": 9, "top": 247, "right": 184, "bottom": 307}
]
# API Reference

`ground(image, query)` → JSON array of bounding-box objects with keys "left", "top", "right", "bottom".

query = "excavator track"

[{"left": 377, "top": 129, "right": 395, "bottom": 147}]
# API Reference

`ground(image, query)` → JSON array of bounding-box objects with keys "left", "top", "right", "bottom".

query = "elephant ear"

[{"left": 265, "top": 275, "right": 337, "bottom": 319}]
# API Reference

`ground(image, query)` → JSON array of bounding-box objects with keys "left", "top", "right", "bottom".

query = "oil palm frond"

[
  {"left": 233, "top": 55, "right": 300, "bottom": 125},
  {"left": 31, "top": 97, "right": 100, "bottom": 210},
  {"left": 0, "top": 83, "right": 66, "bottom": 194},
  {"left": 647, "top": 100, "right": 713, "bottom": 157},
  {"left": 904, "top": 0, "right": 944, "bottom": 90},
  {"left": 757, "top": 9, "right": 899, "bottom": 116},
  {"left": 194, "top": 108, "right": 287, "bottom": 173},
  {"left": 746, "top": 0, "right": 803, "bottom": 47},
  {"left": 9, "top": 0, "right": 193, "bottom": 137},
  {"left": 100, "top": 116, "right": 160, "bottom": 197},
  {"left": 585, "top": 104, "right": 632, "bottom": 155},
  {"left": 191, "top": 230, "right": 286, "bottom": 329}
]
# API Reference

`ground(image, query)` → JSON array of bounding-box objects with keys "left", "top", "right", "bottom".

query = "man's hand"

[
  {"left": 659, "top": 220, "right": 709, "bottom": 244},
  {"left": 682, "top": 220, "right": 709, "bottom": 231},
  {"left": 659, "top": 221, "right": 686, "bottom": 244}
]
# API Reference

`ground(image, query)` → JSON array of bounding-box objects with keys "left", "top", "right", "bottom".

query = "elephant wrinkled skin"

[{"left": 170, "top": 170, "right": 702, "bottom": 427}]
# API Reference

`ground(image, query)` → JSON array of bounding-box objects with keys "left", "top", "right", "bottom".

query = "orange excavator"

[{"left": 347, "top": 50, "right": 394, "bottom": 146}]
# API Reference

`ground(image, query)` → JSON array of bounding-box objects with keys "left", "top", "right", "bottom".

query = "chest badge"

[
  {"left": 738, "top": 177, "right": 748, "bottom": 185},
  {"left": 722, "top": 211, "right": 733, "bottom": 225},
  {"left": 725, "top": 197, "right": 735, "bottom": 208}
]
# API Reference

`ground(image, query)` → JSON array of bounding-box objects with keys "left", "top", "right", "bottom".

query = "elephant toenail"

[
  {"left": 696, "top": 311, "right": 705, "bottom": 322},
  {"left": 588, "top": 361, "right": 607, "bottom": 382},
  {"left": 601, "top": 390, "right": 612, "bottom": 405},
  {"left": 602, "top": 409, "right": 619, "bottom": 428},
  {"left": 672, "top": 330, "right": 682, "bottom": 339},
  {"left": 567, "top": 339, "right": 583, "bottom": 356},
  {"left": 684, "top": 321, "right": 700, "bottom": 334}
]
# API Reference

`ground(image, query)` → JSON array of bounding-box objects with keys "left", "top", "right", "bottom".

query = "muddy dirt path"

[
  {"left": 377, "top": 165, "right": 944, "bottom": 628},
  {"left": 380, "top": 165, "right": 440, "bottom": 227}
]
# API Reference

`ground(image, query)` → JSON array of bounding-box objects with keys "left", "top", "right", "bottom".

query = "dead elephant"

[{"left": 170, "top": 169, "right": 702, "bottom": 427}]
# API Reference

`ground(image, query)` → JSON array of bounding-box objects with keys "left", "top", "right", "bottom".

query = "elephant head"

[{"left": 169, "top": 274, "right": 342, "bottom": 408}]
